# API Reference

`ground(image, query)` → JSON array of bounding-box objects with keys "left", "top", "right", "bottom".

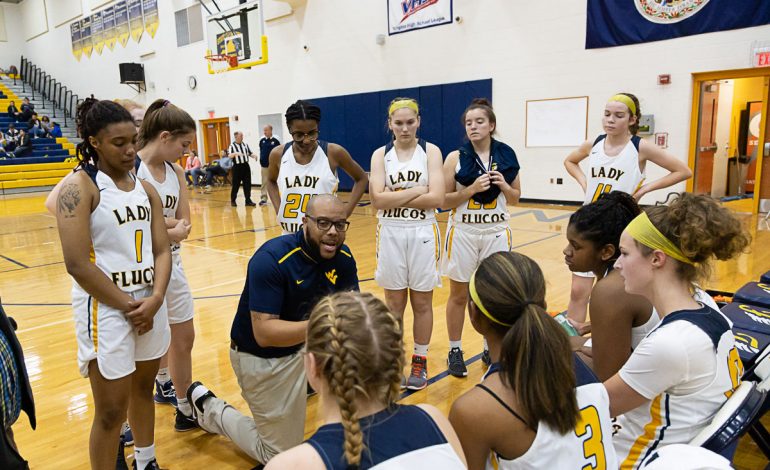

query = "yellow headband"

[
  {"left": 625, "top": 212, "right": 694, "bottom": 265},
  {"left": 469, "top": 271, "right": 513, "bottom": 327},
  {"left": 608, "top": 94, "right": 637, "bottom": 115},
  {"left": 388, "top": 99, "right": 419, "bottom": 116}
]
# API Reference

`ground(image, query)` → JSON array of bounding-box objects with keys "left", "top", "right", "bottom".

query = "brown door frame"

[
  {"left": 688, "top": 67, "right": 770, "bottom": 213},
  {"left": 199, "top": 117, "right": 230, "bottom": 163}
]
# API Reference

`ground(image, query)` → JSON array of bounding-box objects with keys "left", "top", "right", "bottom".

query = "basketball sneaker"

[
  {"left": 132, "top": 459, "right": 161, "bottom": 470},
  {"left": 154, "top": 379, "right": 177, "bottom": 406},
  {"left": 259, "top": 196, "right": 268, "bottom": 206},
  {"left": 447, "top": 347, "right": 468, "bottom": 377},
  {"left": 406, "top": 354, "right": 428, "bottom": 390},
  {"left": 120, "top": 422, "right": 133, "bottom": 446},
  {"left": 481, "top": 348, "right": 491, "bottom": 367},
  {"left": 116, "top": 434, "right": 129, "bottom": 470},
  {"left": 187, "top": 381, "right": 218, "bottom": 430},
  {"left": 174, "top": 409, "right": 199, "bottom": 432}
]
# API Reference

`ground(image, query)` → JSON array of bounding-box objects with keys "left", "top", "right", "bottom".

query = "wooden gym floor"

[{"left": 1, "top": 188, "right": 768, "bottom": 469}]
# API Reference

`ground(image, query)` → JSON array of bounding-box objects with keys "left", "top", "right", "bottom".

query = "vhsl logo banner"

[{"left": 388, "top": 0, "right": 453, "bottom": 36}]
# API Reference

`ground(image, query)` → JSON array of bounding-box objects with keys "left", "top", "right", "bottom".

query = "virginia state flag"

[{"left": 587, "top": 0, "right": 770, "bottom": 49}]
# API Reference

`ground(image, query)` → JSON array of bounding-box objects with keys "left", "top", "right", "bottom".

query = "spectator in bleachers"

[
  {"left": 27, "top": 114, "right": 46, "bottom": 139},
  {"left": 49, "top": 121, "right": 62, "bottom": 139},
  {"left": 4, "top": 124, "right": 19, "bottom": 152},
  {"left": 6, "top": 100, "right": 18, "bottom": 117},
  {"left": 16, "top": 100, "right": 33, "bottom": 123},
  {"left": 14, "top": 129, "right": 32, "bottom": 158},
  {"left": 40, "top": 116, "right": 52, "bottom": 138}
]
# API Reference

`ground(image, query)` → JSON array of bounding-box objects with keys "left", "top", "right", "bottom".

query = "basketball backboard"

[{"left": 204, "top": 0, "right": 268, "bottom": 73}]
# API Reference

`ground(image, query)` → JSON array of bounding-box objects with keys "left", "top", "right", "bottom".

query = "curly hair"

[
  {"left": 642, "top": 193, "right": 750, "bottom": 284},
  {"left": 569, "top": 191, "right": 641, "bottom": 263},
  {"left": 306, "top": 291, "right": 404, "bottom": 467},
  {"left": 75, "top": 96, "right": 134, "bottom": 169}
]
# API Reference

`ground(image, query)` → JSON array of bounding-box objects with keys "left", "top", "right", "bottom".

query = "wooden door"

[
  {"left": 694, "top": 82, "right": 719, "bottom": 194},
  {"left": 200, "top": 118, "right": 230, "bottom": 163}
]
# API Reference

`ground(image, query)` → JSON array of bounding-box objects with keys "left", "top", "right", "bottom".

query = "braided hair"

[
  {"left": 568, "top": 191, "right": 641, "bottom": 265},
  {"left": 75, "top": 96, "right": 134, "bottom": 169},
  {"left": 284, "top": 100, "right": 321, "bottom": 128},
  {"left": 306, "top": 292, "right": 404, "bottom": 468}
]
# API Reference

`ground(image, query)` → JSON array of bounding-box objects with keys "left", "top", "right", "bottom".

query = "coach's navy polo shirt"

[
  {"left": 230, "top": 230, "right": 359, "bottom": 358},
  {"left": 259, "top": 136, "right": 281, "bottom": 167}
]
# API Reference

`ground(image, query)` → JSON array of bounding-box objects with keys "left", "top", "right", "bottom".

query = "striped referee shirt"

[{"left": 228, "top": 141, "right": 253, "bottom": 165}]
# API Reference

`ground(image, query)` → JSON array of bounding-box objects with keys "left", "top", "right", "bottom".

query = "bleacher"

[{"left": 0, "top": 160, "right": 75, "bottom": 191}]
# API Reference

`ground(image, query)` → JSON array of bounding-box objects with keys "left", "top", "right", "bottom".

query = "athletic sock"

[
  {"left": 134, "top": 443, "right": 155, "bottom": 469},
  {"left": 155, "top": 368, "right": 170, "bottom": 385},
  {"left": 177, "top": 397, "right": 192, "bottom": 417},
  {"left": 483, "top": 338, "right": 489, "bottom": 352},
  {"left": 449, "top": 340, "right": 462, "bottom": 350},
  {"left": 414, "top": 343, "right": 429, "bottom": 357}
]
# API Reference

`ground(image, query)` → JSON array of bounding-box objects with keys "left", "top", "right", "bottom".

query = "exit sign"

[{"left": 754, "top": 50, "right": 770, "bottom": 67}]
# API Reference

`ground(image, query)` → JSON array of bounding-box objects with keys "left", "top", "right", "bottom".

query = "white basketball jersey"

[
  {"left": 82, "top": 171, "right": 156, "bottom": 293},
  {"left": 377, "top": 140, "right": 436, "bottom": 225},
  {"left": 490, "top": 383, "right": 618, "bottom": 470},
  {"left": 631, "top": 287, "right": 719, "bottom": 349},
  {"left": 136, "top": 160, "right": 181, "bottom": 253},
  {"left": 584, "top": 135, "right": 645, "bottom": 205},
  {"left": 615, "top": 308, "right": 740, "bottom": 470},
  {"left": 277, "top": 142, "right": 338, "bottom": 233},
  {"left": 450, "top": 161, "right": 508, "bottom": 232}
]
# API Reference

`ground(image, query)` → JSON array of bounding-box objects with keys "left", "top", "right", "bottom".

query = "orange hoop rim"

[{"left": 204, "top": 53, "right": 238, "bottom": 68}]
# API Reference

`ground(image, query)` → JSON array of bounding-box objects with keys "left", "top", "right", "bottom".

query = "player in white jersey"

[
  {"left": 450, "top": 252, "right": 617, "bottom": 470},
  {"left": 136, "top": 99, "right": 199, "bottom": 433},
  {"left": 265, "top": 292, "right": 466, "bottom": 470},
  {"left": 441, "top": 99, "right": 521, "bottom": 377},
  {"left": 266, "top": 100, "right": 368, "bottom": 235},
  {"left": 55, "top": 98, "right": 171, "bottom": 470},
  {"left": 369, "top": 97, "right": 445, "bottom": 391},
  {"left": 563, "top": 93, "right": 693, "bottom": 335},
  {"left": 606, "top": 193, "right": 750, "bottom": 469}
]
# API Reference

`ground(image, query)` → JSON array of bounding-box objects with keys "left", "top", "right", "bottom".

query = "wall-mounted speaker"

[{"left": 119, "top": 63, "right": 145, "bottom": 83}]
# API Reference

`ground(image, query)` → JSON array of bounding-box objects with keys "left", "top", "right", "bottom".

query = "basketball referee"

[{"left": 229, "top": 132, "right": 257, "bottom": 206}]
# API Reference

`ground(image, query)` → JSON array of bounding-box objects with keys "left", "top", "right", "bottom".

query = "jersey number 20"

[{"left": 575, "top": 405, "right": 606, "bottom": 470}]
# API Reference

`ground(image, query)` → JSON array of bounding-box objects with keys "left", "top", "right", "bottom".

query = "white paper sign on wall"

[{"left": 388, "top": 0, "right": 453, "bottom": 36}]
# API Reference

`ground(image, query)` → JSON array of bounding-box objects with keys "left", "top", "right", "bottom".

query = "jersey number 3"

[{"left": 575, "top": 405, "right": 606, "bottom": 470}]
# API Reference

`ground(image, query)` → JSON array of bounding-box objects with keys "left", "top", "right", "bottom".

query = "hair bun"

[{"left": 471, "top": 98, "right": 492, "bottom": 108}]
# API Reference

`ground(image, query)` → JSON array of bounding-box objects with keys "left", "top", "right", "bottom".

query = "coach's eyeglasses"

[
  {"left": 306, "top": 216, "right": 350, "bottom": 232},
  {"left": 290, "top": 129, "right": 319, "bottom": 142}
]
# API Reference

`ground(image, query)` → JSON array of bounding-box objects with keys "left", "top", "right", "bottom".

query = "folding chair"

[
  {"left": 734, "top": 282, "right": 770, "bottom": 309},
  {"left": 689, "top": 381, "right": 766, "bottom": 457}
]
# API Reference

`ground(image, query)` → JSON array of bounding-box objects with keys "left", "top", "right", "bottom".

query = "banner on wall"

[
  {"left": 80, "top": 17, "right": 93, "bottom": 58},
  {"left": 70, "top": 22, "right": 82, "bottom": 61},
  {"left": 128, "top": 0, "right": 144, "bottom": 43},
  {"left": 114, "top": 1, "right": 130, "bottom": 47},
  {"left": 142, "top": 0, "right": 159, "bottom": 38},
  {"left": 586, "top": 0, "right": 770, "bottom": 49},
  {"left": 102, "top": 6, "right": 117, "bottom": 51},
  {"left": 92, "top": 11, "right": 105, "bottom": 55},
  {"left": 387, "top": 0, "right": 452, "bottom": 35}
]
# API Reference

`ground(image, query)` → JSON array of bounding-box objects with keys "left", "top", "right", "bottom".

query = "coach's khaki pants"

[{"left": 199, "top": 349, "right": 307, "bottom": 464}]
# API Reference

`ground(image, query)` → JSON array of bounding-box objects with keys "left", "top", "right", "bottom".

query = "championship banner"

[
  {"left": 128, "top": 0, "right": 144, "bottom": 43},
  {"left": 586, "top": 0, "right": 770, "bottom": 49},
  {"left": 92, "top": 12, "right": 105, "bottom": 55},
  {"left": 142, "top": 0, "right": 159, "bottom": 38},
  {"left": 71, "top": 21, "right": 82, "bottom": 61},
  {"left": 80, "top": 17, "right": 93, "bottom": 58},
  {"left": 388, "top": 0, "right": 452, "bottom": 36},
  {"left": 114, "top": 1, "right": 130, "bottom": 47},
  {"left": 102, "top": 6, "right": 117, "bottom": 51}
]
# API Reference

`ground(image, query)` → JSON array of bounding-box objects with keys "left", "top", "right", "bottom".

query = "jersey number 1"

[
  {"left": 575, "top": 405, "right": 606, "bottom": 470},
  {"left": 135, "top": 229, "right": 143, "bottom": 263}
]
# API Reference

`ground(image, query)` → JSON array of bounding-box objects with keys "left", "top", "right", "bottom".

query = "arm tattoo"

[{"left": 57, "top": 183, "right": 81, "bottom": 218}]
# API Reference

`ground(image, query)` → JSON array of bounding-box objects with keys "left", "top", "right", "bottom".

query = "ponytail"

[{"left": 75, "top": 96, "right": 134, "bottom": 169}]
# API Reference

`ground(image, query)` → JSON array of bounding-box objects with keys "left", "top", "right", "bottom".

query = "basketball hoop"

[{"left": 205, "top": 52, "right": 239, "bottom": 74}]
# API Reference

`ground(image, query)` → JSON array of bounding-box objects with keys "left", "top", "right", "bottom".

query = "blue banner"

[{"left": 586, "top": 0, "right": 770, "bottom": 49}]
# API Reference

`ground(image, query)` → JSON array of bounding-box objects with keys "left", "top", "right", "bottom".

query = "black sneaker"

[
  {"left": 187, "top": 381, "right": 216, "bottom": 421},
  {"left": 132, "top": 459, "right": 161, "bottom": 470},
  {"left": 231, "top": 201, "right": 237, "bottom": 207},
  {"left": 481, "top": 348, "right": 491, "bottom": 367},
  {"left": 245, "top": 201, "right": 257, "bottom": 207},
  {"left": 174, "top": 409, "right": 199, "bottom": 432},
  {"left": 447, "top": 347, "right": 468, "bottom": 377},
  {"left": 116, "top": 434, "right": 129, "bottom": 470}
]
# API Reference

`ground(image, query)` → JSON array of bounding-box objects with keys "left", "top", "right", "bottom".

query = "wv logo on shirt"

[
  {"left": 401, "top": 0, "right": 438, "bottom": 23},
  {"left": 325, "top": 269, "right": 338, "bottom": 285}
]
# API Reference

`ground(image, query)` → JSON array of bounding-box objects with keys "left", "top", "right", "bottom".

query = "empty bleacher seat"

[{"left": 734, "top": 282, "right": 770, "bottom": 309}]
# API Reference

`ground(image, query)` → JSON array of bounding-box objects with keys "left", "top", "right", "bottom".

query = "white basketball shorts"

[
  {"left": 443, "top": 225, "right": 512, "bottom": 283},
  {"left": 374, "top": 222, "right": 441, "bottom": 292}
]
